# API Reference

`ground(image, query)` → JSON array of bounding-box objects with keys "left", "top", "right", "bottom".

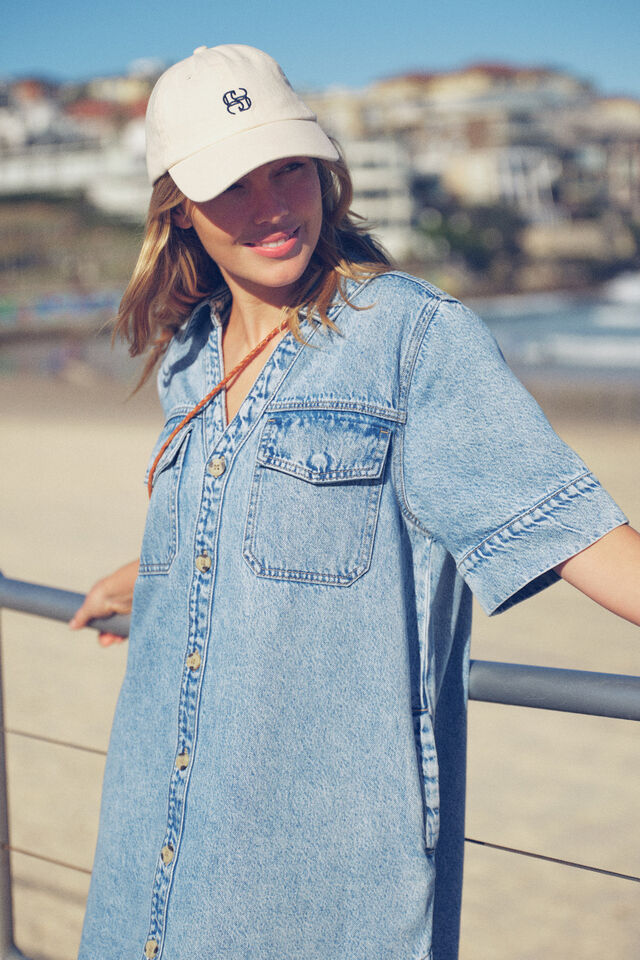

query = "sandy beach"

[{"left": 1, "top": 368, "right": 639, "bottom": 960}]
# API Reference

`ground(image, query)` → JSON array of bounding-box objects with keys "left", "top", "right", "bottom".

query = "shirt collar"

[{"left": 208, "top": 288, "right": 232, "bottom": 329}]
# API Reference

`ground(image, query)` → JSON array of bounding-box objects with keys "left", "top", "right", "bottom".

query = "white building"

[
  {"left": 440, "top": 146, "right": 562, "bottom": 222},
  {"left": 341, "top": 138, "right": 416, "bottom": 259}
]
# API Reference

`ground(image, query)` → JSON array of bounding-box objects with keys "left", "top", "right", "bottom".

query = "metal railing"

[
  {"left": 2, "top": 572, "right": 638, "bottom": 720},
  {"left": 0, "top": 570, "right": 639, "bottom": 958}
]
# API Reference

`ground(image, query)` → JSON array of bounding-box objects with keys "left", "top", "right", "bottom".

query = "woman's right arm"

[{"left": 69, "top": 559, "right": 139, "bottom": 646}]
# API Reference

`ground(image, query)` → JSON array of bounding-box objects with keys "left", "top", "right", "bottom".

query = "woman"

[{"left": 71, "top": 44, "right": 640, "bottom": 960}]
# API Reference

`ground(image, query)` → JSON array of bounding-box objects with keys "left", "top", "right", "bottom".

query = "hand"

[{"left": 69, "top": 559, "right": 139, "bottom": 647}]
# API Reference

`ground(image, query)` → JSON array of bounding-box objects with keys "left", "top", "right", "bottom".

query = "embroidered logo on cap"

[{"left": 222, "top": 88, "right": 252, "bottom": 114}]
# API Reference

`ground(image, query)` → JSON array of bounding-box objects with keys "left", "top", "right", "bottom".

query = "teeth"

[{"left": 251, "top": 229, "right": 296, "bottom": 248}]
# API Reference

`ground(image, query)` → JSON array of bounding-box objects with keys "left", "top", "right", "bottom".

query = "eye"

[
  {"left": 278, "top": 159, "right": 306, "bottom": 175},
  {"left": 222, "top": 179, "right": 244, "bottom": 194}
]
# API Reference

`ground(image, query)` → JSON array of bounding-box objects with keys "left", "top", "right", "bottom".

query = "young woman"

[{"left": 70, "top": 44, "right": 640, "bottom": 960}]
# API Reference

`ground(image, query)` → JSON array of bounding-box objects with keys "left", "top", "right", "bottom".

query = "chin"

[{"left": 257, "top": 257, "right": 312, "bottom": 291}]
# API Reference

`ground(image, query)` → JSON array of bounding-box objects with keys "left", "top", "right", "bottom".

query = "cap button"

[{"left": 193, "top": 46, "right": 208, "bottom": 55}]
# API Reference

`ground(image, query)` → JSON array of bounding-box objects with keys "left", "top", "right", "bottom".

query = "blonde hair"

[{"left": 115, "top": 151, "right": 392, "bottom": 387}]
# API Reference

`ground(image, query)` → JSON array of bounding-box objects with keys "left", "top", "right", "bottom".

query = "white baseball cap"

[{"left": 145, "top": 44, "right": 338, "bottom": 202}]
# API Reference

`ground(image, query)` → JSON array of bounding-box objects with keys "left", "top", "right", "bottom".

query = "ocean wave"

[
  {"left": 591, "top": 304, "right": 640, "bottom": 330},
  {"left": 603, "top": 272, "right": 640, "bottom": 304},
  {"left": 520, "top": 334, "right": 640, "bottom": 368}
]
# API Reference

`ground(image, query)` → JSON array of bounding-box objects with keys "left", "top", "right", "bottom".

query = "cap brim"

[{"left": 167, "top": 118, "right": 339, "bottom": 202}]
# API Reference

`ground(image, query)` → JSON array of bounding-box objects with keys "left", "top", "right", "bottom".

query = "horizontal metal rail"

[
  {"left": 468, "top": 659, "right": 640, "bottom": 721},
  {"left": 0, "top": 573, "right": 129, "bottom": 639},
  {"left": 1, "top": 572, "right": 639, "bottom": 720}
]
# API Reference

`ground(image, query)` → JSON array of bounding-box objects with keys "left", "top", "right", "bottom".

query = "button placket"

[
  {"left": 143, "top": 450, "right": 227, "bottom": 957},
  {"left": 142, "top": 327, "right": 306, "bottom": 957}
]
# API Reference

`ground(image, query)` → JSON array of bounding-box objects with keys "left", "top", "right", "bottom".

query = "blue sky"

[{"left": 3, "top": 0, "right": 640, "bottom": 98}]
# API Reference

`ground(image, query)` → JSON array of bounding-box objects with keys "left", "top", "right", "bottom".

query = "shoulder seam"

[{"left": 336, "top": 270, "right": 459, "bottom": 307}]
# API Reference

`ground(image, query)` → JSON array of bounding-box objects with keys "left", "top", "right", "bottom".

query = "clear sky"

[{"left": 3, "top": 0, "right": 640, "bottom": 99}]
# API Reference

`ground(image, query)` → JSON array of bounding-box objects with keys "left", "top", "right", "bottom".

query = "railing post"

[{"left": 0, "top": 618, "right": 28, "bottom": 959}]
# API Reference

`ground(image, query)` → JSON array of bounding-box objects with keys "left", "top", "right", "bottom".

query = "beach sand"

[{"left": 0, "top": 370, "right": 638, "bottom": 960}]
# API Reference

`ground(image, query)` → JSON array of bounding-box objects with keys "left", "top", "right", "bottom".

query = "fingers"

[
  {"left": 97, "top": 632, "right": 128, "bottom": 648},
  {"left": 69, "top": 598, "right": 99, "bottom": 631},
  {"left": 68, "top": 580, "right": 126, "bottom": 641},
  {"left": 70, "top": 599, "right": 129, "bottom": 644},
  {"left": 68, "top": 560, "right": 138, "bottom": 644},
  {"left": 69, "top": 583, "right": 109, "bottom": 630}
]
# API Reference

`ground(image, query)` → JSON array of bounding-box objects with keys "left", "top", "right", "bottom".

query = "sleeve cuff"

[{"left": 458, "top": 473, "right": 628, "bottom": 616}]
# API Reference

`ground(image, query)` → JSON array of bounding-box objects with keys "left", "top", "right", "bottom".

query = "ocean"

[{"left": 472, "top": 273, "right": 640, "bottom": 386}]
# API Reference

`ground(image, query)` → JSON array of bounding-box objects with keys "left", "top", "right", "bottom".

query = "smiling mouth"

[{"left": 245, "top": 227, "right": 299, "bottom": 248}]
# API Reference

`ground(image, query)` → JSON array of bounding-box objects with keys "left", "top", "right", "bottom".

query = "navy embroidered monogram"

[{"left": 222, "top": 87, "right": 252, "bottom": 114}]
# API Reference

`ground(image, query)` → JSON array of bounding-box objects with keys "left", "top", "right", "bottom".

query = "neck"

[
  {"left": 222, "top": 274, "right": 293, "bottom": 347},
  {"left": 226, "top": 296, "right": 286, "bottom": 349}
]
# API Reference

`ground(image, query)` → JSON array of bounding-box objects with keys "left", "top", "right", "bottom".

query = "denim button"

[
  {"left": 144, "top": 939, "right": 158, "bottom": 958},
  {"left": 186, "top": 650, "right": 202, "bottom": 671},
  {"left": 207, "top": 456, "right": 226, "bottom": 477},
  {"left": 195, "top": 553, "right": 211, "bottom": 572},
  {"left": 175, "top": 750, "right": 190, "bottom": 770},
  {"left": 161, "top": 844, "right": 174, "bottom": 865}
]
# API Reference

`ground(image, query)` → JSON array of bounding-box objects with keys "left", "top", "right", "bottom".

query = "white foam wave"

[
  {"left": 604, "top": 272, "right": 640, "bottom": 304},
  {"left": 521, "top": 335, "right": 640, "bottom": 368},
  {"left": 591, "top": 304, "right": 640, "bottom": 330}
]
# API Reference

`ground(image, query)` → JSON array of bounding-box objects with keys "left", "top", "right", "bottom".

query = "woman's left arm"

[{"left": 554, "top": 524, "right": 640, "bottom": 626}]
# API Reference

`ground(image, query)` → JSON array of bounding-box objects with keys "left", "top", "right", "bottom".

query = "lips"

[
  {"left": 244, "top": 227, "right": 299, "bottom": 248},
  {"left": 243, "top": 227, "right": 301, "bottom": 259}
]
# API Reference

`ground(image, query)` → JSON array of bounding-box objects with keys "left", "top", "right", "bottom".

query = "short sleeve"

[{"left": 401, "top": 298, "right": 627, "bottom": 615}]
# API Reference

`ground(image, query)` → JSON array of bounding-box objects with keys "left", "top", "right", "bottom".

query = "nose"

[{"left": 252, "top": 183, "right": 289, "bottom": 224}]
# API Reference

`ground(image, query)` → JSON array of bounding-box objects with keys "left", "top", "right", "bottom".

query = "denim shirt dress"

[{"left": 79, "top": 272, "right": 626, "bottom": 960}]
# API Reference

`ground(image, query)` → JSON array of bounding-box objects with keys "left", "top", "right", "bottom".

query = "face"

[{"left": 177, "top": 157, "right": 323, "bottom": 307}]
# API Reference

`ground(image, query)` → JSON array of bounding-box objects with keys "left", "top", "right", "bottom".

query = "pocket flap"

[
  {"left": 257, "top": 411, "right": 391, "bottom": 483},
  {"left": 144, "top": 420, "right": 194, "bottom": 490}
]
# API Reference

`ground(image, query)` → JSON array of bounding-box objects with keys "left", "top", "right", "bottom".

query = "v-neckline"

[
  {"left": 206, "top": 309, "right": 294, "bottom": 438},
  {"left": 204, "top": 293, "right": 320, "bottom": 444},
  {"left": 219, "top": 325, "right": 290, "bottom": 429}
]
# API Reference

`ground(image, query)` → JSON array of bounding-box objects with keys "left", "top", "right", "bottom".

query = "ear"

[{"left": 173, "top": 205, "right": 193, "bottom": 229}]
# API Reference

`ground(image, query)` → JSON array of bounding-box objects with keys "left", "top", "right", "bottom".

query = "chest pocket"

[
  {"left": 243, "top": 410, "right": 392, "bottom": 586},
  {"left": 139, "top": 419, "right": 194, "bottom": 576}
]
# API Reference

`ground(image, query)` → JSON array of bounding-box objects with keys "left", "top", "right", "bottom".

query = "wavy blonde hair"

[{"left": 115, "top": 152, "right": 392, "bottom": 387}]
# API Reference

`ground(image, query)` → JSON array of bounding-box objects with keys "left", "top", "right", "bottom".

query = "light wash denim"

[{"left": 79, "top": 272, "right": 626, "bottom": 960}]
